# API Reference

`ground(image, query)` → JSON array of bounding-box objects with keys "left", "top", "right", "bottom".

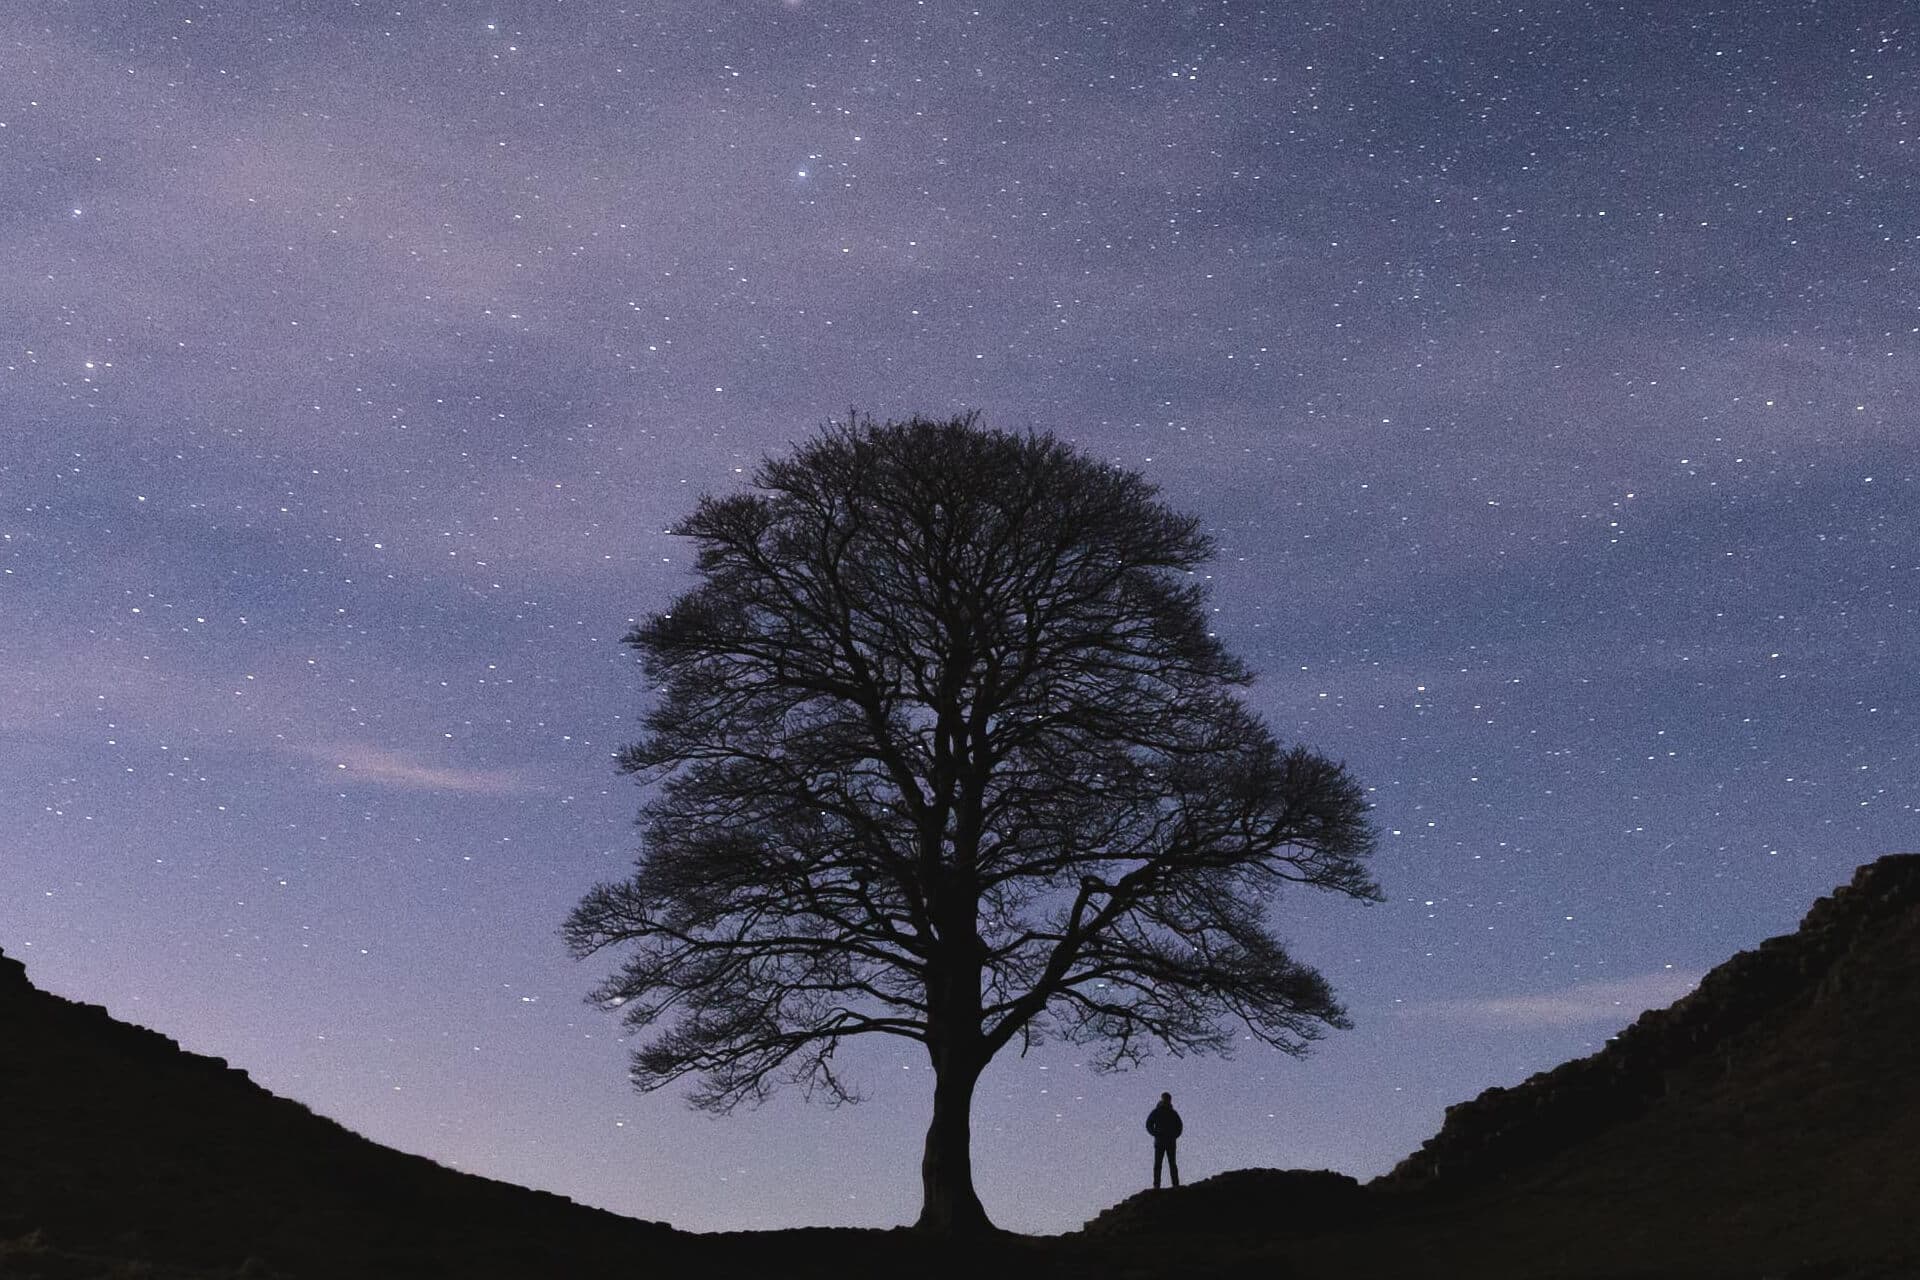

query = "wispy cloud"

[
  {"left": 289, "top": 743, "right": 541, "bottom": 797},
  {"left": 1399, "top": 970, "right": 1703, "bottom": 1029}
]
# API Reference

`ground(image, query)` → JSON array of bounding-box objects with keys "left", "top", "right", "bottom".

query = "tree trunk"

[{"left": 914, "top": 1050, "right": 992, "bottom": 1234}]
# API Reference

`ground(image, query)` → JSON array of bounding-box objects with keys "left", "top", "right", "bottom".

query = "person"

[{"left": 1145, "top": 1091, "right": 1183, "bottom": 1189}]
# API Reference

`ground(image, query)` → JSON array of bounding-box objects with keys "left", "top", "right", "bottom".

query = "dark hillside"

[
  {"left": 1086, "top": 853, "right": 1920, "bottom": 1279},
  {"left": 0, "top": 946, "right": 688, "bottom": 1278},
  {"left": 1364, "top": 852, "right": 1920, "bottom": 1276},
  {"left": 8, "top": 853, "right": 1918, "bottom": 1278},
  {"left": 0, "top": 949, "right": 1130, "bottom": 1279},
  {"left": 1385, "top": 852, "right": 1920, "bottom": 1196},
  {"left": 1080, "top": 1168, "right": 1368, "bottom": 1238}
]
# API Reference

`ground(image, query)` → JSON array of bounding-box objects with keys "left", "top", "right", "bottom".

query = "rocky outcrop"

[
  {"left": 0, "top": 947, "right": 26, "bottom": 990},
  {"left": 1080, "top": 854, "right": 1920, "bottom": 1279},
  {"left": 1078, "top": 1168, "right": 1368, "bottom": 1238},
  {"left": 1383, "top": 853, "right": 1920, "bottom": 1192}
]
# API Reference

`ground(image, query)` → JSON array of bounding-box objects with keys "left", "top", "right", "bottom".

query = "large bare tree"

[{"left": 565, "top": 414, "right": 1378, "bottom": 1233}]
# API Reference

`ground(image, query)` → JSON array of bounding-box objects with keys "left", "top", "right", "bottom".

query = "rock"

[
  {"left": 1381, "top": 854, "right": 1920, "bottom": 1195},
  {"left": 1079, "top": 854, "right": 1920, "bottom": 1279},
  {"left": 1079, "top": 1168, "right": 1368, "bottom": 1238}
]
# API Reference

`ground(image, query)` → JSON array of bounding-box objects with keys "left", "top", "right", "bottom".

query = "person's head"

[{"left": 1160, "top": 1092, "right": 1172, "bottom": 1104}]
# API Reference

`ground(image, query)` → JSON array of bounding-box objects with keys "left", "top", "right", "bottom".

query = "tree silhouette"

[{"left": 565, "top": 414, "right": 1379, "bottom": 1234}]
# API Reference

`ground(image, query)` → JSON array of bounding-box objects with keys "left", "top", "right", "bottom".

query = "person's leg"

[
  {"left": 1153, "top": 1143, "right": 1165, "bottom": 1188},
  {"left": 1168, "top": 1141, "right": 1179, "bottom": 1188}
]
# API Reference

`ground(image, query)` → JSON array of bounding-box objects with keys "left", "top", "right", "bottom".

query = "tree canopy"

[{"left": 566, "top": 413, "right": 1379, "bottom": 1232}]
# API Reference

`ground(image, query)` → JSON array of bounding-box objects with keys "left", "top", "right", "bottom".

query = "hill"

[
  {"left": 7, "top": 853, "right": 1918, "bottom": 1278},
  {"left": 1087, "top": 852, "right": 1920, "bottom": 1278},
  {"left": 0, "top": 948, "right": 1123, "bottom": 1279},
  {"left": 0, "top": 946, "right": 704, "bottom": 1278}
]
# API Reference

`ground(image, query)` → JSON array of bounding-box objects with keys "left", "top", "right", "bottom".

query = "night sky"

[{"left": 3, "top": 0, "right": 1915, "bottom": 1236}]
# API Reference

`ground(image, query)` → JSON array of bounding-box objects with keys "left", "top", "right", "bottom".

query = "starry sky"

[{"left": 3, "top": 0, "right": 1915, "bottom": 1237}]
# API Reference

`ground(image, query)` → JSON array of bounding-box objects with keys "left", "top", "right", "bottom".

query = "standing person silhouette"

[{"left": 1145, "top": 1092, "right": 1183, "bottom": 1189}]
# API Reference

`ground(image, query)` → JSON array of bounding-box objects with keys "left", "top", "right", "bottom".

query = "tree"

[{"left": 564, "top": 413, "right": 1379, "bottom": 1234}]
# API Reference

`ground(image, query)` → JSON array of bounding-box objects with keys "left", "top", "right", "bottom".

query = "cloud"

[
  {"left": 1399, "top": 969, "right": 1703, "bottom": 1029},
  {"left": 289, "top": 743, "right": 541, "bottom": 797}
]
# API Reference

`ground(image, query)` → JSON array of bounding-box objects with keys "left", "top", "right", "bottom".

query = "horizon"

[{"left": 3, "top": 0, "right": 1913, "bottom": 1236}]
